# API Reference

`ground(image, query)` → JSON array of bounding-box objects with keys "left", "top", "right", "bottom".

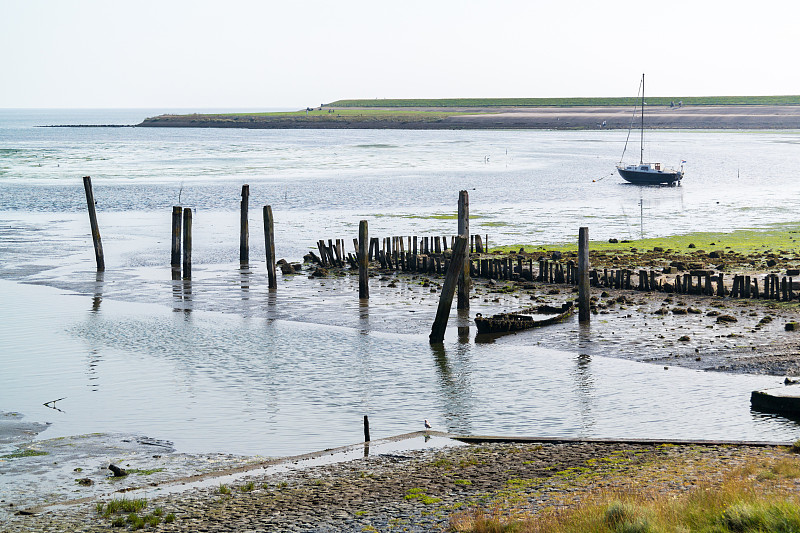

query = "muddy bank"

[
  {"left": 138, "top": 105, "right": 800, "bottom": 130},
  {"left": 5, "top": 439, "right": 793, "bottom": 532}
]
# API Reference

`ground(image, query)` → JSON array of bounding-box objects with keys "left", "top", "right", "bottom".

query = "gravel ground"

[{"left": 4, "top": 439, "right": 793, "bottom": 533}]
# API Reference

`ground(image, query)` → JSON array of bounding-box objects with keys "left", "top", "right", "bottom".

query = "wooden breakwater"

[
  {"left": 312, "top": 238, "right": 799, "bottom": 303},
  {"left": 312, "top": 234, "right": 489, "bottom": 275}
]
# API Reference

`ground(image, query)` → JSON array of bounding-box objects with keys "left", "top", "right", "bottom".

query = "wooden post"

[
  {"left": 263, "top": 205, "right": 277, "bottom": 289},
  {"left": 359, "top": 220, "right": 369, "bottom": 299},
  {"left": 240, "top": 184, "right": 249, "bottom": 264},
  {"left": 457, "top": 190, "right": 470, "bottom": 309},
  {"left": 578, "top": 227, "right": 590, "bottom": 323},
  {"left": 171, "top": 205, "right": 182, "bottom": 269},
  {"left": 363, "top": 415, "right": 370, "bottom": 442},
  {"left": 429, "top": 236, "right": 468, "bottom": 344},
  {"left": 82, "top": 176, "right": 105, "bottom": 271},
  {"left": 182, "top": 207, "right": 192, "bottom": 279}
]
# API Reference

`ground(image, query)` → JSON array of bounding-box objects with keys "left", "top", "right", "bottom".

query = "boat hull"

[{"left": 618, "top": 167, "right": 682, "bottom": 185}]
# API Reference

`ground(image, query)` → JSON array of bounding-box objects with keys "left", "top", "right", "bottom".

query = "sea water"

[{"left": 1, "top": 109, "right": 799, "bottom": 455}]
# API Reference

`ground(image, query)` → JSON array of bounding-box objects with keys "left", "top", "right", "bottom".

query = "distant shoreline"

[{"left": 136, "top": 104, "right": 800, "bottom": 130}]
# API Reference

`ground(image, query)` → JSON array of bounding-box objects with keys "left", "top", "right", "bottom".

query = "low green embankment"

[{"left": 327, "top": 96, "right": 800, "bottom": 108}]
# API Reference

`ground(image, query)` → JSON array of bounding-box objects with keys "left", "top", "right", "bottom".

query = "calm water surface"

[{"left": 1, "top": 110, "right": 798, "bottom": 455}]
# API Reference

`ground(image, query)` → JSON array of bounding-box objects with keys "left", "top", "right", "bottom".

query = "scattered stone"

[
  {"left": 679, "top": 335, "right": 691, "bottom": 342},
  {"left": 76, "top": 477, "right": 93, "bottom": 486},
  {"left": 716, "top": 315, "right": 738, "bottom": 324},
  {"left": 608, "top": 238, "right": 619, "bottom": 243},
  {"left": 108, "top": 464, "right": 127, "bottom": 477},
  {"left": 785, "top": 322, "right": 799, "bottom": 332},
  {"left": 312, "top": 267, "right": 329, "bottom": 277}
]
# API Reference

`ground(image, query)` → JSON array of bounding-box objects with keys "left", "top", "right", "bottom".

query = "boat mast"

[{"left": 640, "top": 73, "right": 645, "bottom": 164}]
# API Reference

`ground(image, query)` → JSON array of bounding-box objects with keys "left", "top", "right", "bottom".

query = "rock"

[
  {"left": 551, "top": 251, "right": 562, "bottom": 261},
  {"left": 788, "top": 269, "right": 800, "bottom": 276},
  {"left": 687, "top": 307, "right": 702, "bottom": 314},
  {"left": 672, "top": 308, "right": 688, "bottom": 315},
  {"left": 292, "top": 263, "right": 303, "bottom": 272},
  {"left": 277, "top": 258, "right": 288, "bottom": 265},
  {"left": 688, "top": 243, "right": 696, "bottom": 248},
  {"left": 108, "top": 464, "right": 128, "bottom": 477},
  {"left": 767, "top": 259, "right": 777, "bottom": 268},
  {"left": 280, "top": 263, "right": 294, "bottom": 275},
  {"left": 678, "top": 335, "right": 691, "bottom": 342},
  {"left": 716, "top": 315, "right": 738, "bottom": 324},
  {"left": 786, "top": 322, "right": 799, "bottom": 332},
  {"left": 608, "top": 238, "right": 619, "bottom": 243},
  {"left": 653, "top": 246, "right": 664, "bottom": 252},
  {"left": 709, "top": 251, "right": 721, "bottom": 258},
  {"left": 76, "top": 477, "right": 93, "bottom": 486},
  {"left": 312, "top": 268, "right": 329, "bottom": 277}
]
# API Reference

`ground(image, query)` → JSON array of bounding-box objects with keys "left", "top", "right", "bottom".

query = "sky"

[{"left": 1, "top": 0, "right": 798, "bottom": 109}]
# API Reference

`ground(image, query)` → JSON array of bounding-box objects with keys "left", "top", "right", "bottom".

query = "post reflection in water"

[
  {"left": 575, "top": 322, "right": 595, "bottom": 433},
  {"left": 239, "top": 266, "right": 251, "bottom": 300},
  {"left": 358, "top": 299, "right": 370, "bottom": 334},
  {"left": 91, "top": 271, "right": 104, "bottom": 312},
  {"left": 172, "top": 277, "right": 192, "bottom": 314},
  {"left": 430, "top": 343, "right": 474, "bottom": 435}
]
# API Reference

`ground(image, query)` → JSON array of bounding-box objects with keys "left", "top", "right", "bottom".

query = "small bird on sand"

[{"left": 424, "top": 419, "right": 432, "bottom": 430}]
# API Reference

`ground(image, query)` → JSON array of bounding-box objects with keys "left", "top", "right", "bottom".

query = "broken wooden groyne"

[{"left": 311, "top": 238, "right": 799, "bottom": 303}]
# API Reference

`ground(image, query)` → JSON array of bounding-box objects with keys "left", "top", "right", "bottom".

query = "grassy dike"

[{"left": 328, "top": 96, "right": 800, "bottom": 108}]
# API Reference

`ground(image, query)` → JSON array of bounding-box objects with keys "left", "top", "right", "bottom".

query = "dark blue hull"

[{"left": 617, "top": 168, "right": 682, "bottom": 185}]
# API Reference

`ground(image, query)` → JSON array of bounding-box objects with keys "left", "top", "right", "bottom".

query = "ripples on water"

[{"left": 1, "top": 110, "right": 799, "bottom": 455}]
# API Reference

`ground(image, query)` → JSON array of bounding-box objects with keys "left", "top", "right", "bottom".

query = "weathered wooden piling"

[
  {"left": 363, "top": 415, "right": 370, "bottom": 442},
  {"left": 182, "top": 207, "right": 192, "bottom": 279},
  {"left": 82, "top": 176, "right": 105, "bottom": 271},
  {"left": 171, "top": 205, "right": 182, "bottom": 270},
  {"left": 429, "top": 236, "right": 468, "bottom": 344},
  {"left": 240, "top": 184, "right": 249, "bottom": 264},
  {"left": 578, "top": 227, "right": 590, "bottom": 323},
  {"left": 263, "top": 205, "right": 277, "bottom": 289},
  {"left": 457, "top": 190, "right": 470, "bottom": 309},
  {"left": 359, "top": 220, "right": 369, "bottom": 299}
]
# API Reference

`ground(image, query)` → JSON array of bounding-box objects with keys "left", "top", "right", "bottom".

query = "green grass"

[
  {"left": 327, "top": 96, "right": 800, "bottom": 108},
  {"left": 98, "top": 498, "right": 148, "bottom": 517},
  {"left": 490, "top": 222, "right": 800, "bottom": 258},
  {"left": 218, "top": 483, "right": 231, "bottom": 495},
  {"left": 126, "top": 467, "right": 165, "bottom": 475},
  {"left": 450, "top": 453, "right": 800, "bottom": 533},
  {"left": 405, "top": 487, "right": 443, "bottom": 505}
]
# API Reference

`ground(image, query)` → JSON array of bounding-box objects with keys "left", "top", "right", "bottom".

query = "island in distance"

[{"left": 138, "top": 95, "right": 800, "bottom": 130}]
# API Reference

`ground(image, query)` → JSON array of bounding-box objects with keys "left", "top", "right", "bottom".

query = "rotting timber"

[{"left": 474, "top": 302, "right": 575, "bottom": 335}]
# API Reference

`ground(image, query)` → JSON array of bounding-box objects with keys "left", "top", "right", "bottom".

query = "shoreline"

[
  {"left": 136, "top": 105, "right": 800, "bottom": 130},
  {"left": 5, "top": 437, "right": 796, "bottom": 532}
]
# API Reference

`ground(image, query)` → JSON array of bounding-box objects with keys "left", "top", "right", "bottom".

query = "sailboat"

[{"left": 617, "top": 74, "right": 684, "bottom": 185}]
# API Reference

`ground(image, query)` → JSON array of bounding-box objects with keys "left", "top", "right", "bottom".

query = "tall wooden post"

[
  {"left": 359, "top": 220, "right": 369, "bottom": 299},
  {"left": 182, "top": 208, "right": 192, "bottom": 279},
  {"left": 263, "top": 205, "right": 277, "bottom": 289},
  {"left": 82, "top": 176, "right": 105, "bottom": 271},
  {"left": 363, "top": 415, "right": 370, "bottom": 442},
  {"left": 171, "top": 206, "right": 182, "bottom": 269},
  {"left": 430, "top": 236, "right": 468, "bottom": 344},
  {"left": 457, "top": 190, "right": 470, "bottom": 309},
  {"left": 240, "top": 184, "right": 249, "bottom": 264},
  {"left": 578, "top": 227, "right": 590, "bottom": 322}
]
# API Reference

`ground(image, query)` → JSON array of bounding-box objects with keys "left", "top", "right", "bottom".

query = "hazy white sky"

[{"left": 2, "top": 0, "right": 798, "bottom": 109}]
